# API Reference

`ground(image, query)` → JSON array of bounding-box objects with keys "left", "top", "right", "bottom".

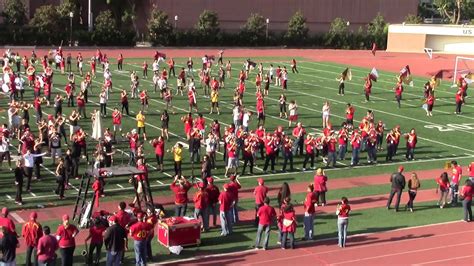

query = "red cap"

[
  {"left": 30, "top": 212, "right": 38, "bottom": 220},
  {"left": 198, "top": 182, "right": 205, "bottom": 189},
  {"left": 108, "top": 215, "right": 117, "bottom": 223},
  {"left": 257, "top": 178, "right": 264, "bottom": 184},
  {"left": 229, "top": 175, "right": 236, "bottom": 181},
  {"left": 223, "top": 183, "right": 230, "bottom": 190},
  {"left": 207, "top": 177, "right": 214, "bottom": 184},
  {"left": 398, "top": 166, "right": 404, "bottom": 172},
  {"left": 1, "top": 207, "right": 8, "bottom": 215},
  {"left": 137, "top": 212, "right": 144, "bottom": 219},
  {"left": 62, "top": 214, "right": 69, "bottom": 221}
]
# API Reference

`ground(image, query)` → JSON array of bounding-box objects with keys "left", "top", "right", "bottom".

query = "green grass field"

[{"left": 1, "top": 55, "right": 472, "bottom": 264}]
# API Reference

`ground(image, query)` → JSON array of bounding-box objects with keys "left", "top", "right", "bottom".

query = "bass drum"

[{"left": 2, "top": 83, "right": 9, "bottom": 93}]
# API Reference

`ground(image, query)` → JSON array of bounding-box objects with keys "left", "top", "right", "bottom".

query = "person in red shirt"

[
  {"left": 145, "top": 208, "right": 159, "bottom": 262},
  {"left": 150, "top": 136, "right": 165, "bottom": 172},
  {"left": 405, "top": 128, "right": 417, "bottom": 161},
  {"left": 450, "top": 160, "right": 463, "bottom": 206},
  {"left": 394, "top": 81, "right": 404, "bottom": 108},
  {"left": 22, "top": 211, "right": 43, "bottom": 266},
  {"left": 253, "top": 178, "right": 268, "bottom": 226},
  {"left": 219, "top": 183, "right": 233, "bottom": 236},
  {"left": 129, "top": 212, "right": 150, "bottom": 265},
  {"left": 460, "top": 179, "right": 473, "bottom": 222},
  {"left": 56, "top": 214, "right": 79, "bottom": 266},
  {"left": 117, "top": 53, "right": 123, "bottom": 70},
  {"left": 291, "top": 58, "right": 298, "bottom": 73},
  {"left": 303, "top": 184, "right": 317, "bottom": 240},
  {"left": 228, "top": 175, "right": 242, "bottom": 224},
  {"left": 468, "top": 162, "right": 474, "bottom": 182},
  {"left": 37, "top": 226, "right": 58, "bottom": 265},
  {"left": 111, "top": 107, "right": 122, "bottom": 140},
  {"left": 455, "top": 88, "right": 464, "bottom": 114},
  {"left": 84, "top": 217, "right": 106, "bottom": 265},
  {"left": 205, "top": 177, "right": 220, "bottom": 227},
  {"left": 336, "top": 197, "right": 351, "bottom": 248},
  {"left": 142, "top": 60, "right": 148, "bottom": 78},
  {"left": 292, "top": 122, "right": 306, "bottom": 156},
  {"left": 170, "top": 176, "right": 192, "bottom": 216},
  {"left": 280, "top": 201, "right": 297, "bottom": 249},
  {"left": 0, "top": 208, "right": 16, "bottom": 238},
  {"left": 255, "top": 197, "right": 276, "bottom": 250},
  {"left": 314, "top": 168, "right": 328, "bottom": 206},
  {"left": 168, "top": 57, "right": 175, "bottom": 77},
  {"left": 345, "top": 103, "right": 355, "bottom": 125},
  {"left": 302, "top": 135, "right": 315, "bottom": 171},
  {"left": 193, "top": 182, "right": 209, "bottom": 231},
  {"left": 436, "top": 172, "right": 450, "bottom": 208},
  {"left": 262, "top": 134, "right": 276, "bottom": 173}
]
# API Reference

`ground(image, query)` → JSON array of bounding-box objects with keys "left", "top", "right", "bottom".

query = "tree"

[
  {"left": 285, "top": 11, "right": 309, "bottom": 44},
  {"left": 2, "top": 0, "right": 27, "bottom": 26},
  {"left": 196, "top": 10, "right": 220, "bottom": 39},
  {"left": 147, "top": 7, "right": 174, "bottom": 46},
  {"left": 325, "top": 17, "right": 350, "bottom": 48},
  {"left": 404, "top": 14, "right": 424, "bottom": 24},
  {"left": 367, "top": 13, "right": 388, "bottom": 50},
  {"left": 434, "top": 0, "right": 473, "bottom": 24},
  {"left": 29, "top": 5, "right": 64, "bottom": 44},
  {"left": 93, "top": 10, "right": 120, "bottom": 44},
  {"left": 240, "top": 13, "right": 266, "bottom": 45}
]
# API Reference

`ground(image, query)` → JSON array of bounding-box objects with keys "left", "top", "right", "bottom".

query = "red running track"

[{"left": 162, "top": 221, "right": 474, "bottom": 266}]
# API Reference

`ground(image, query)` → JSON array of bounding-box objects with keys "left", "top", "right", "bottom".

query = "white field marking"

[
  {"left": 116, "top": 184, "right": 124, "bottom": 188},
  {"left": 301, "top": 60, "right": 470, "bottom": 98},
  {"left": 6, "top": 194, "right": 12, "bottom": 200},
  {"left": 212, "top": 175, "right": 222, "bottom": 180},
  {"left": 67, "top": 182, "right": 80, "bottom": 192},
  {"left": 29, "top": 191, "right": 37, "bottom": 197},
  {"left": 156, "top": 180, "right": 164, "bottom": 184},
  {"left": 10, "top": 212, "right": 25, "bottom": 223},
  {"left": 158, "top": 220, "right": 469, "bottom": 265},
  {"left": 1, "top": 116, "right": 5, "bottom": 119},
  {"left": 331, "top": 242, "right": 473, "bottom": 265},
  {"left": 414, "top": 255, "right": 474, "bottom": 266},
  {"left": 296, "top": 61, "right": 474, "bottom": 111}
]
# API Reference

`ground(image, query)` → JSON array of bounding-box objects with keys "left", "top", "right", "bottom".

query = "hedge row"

[{"left": 0, "top": 26, "right": 384, "bottom": 49}]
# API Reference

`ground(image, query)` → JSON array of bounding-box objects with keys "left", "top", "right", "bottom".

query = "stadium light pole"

[
  {"left": 174, "top": 15, "right": 178, "bottom": 29},
  {"left": 69, "top": 12, "right": 74, "bottom": 47},
  {"left": 88, "top": 0, "right": 93, "bottom": 32},
  {"left": 266, "top": 18, "right": 269, "bottom": 40}
]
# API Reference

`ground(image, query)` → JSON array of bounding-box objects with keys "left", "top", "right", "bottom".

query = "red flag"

[
  {"left": 371, "top": 43, "right": 377, "bottom": 56},
  {"left": 399, "top": 65, "right": 411, "bottom": 78}
]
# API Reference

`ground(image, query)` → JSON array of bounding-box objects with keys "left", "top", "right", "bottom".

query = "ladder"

[{"left": 72, "top": 172, "right": 94, "bottom": 226}]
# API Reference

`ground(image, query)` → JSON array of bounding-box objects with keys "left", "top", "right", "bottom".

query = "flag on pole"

[
  {"left": 341, "top": 68, "right": 352, "bottom": 81},
  {"left": 462, "top": 72, "right": 473, "bottom": 84},
  {"left": 398, "top": 65, "right": 413, "bottom": 86},
  {"left": 371, "top": 43, "right": 377, "bottom": 56},
  {"left": 430, "top": 70, "right": 443, "bottom": 89},
  {"left": 369, "top": 67, "right": 378, "bottom": 82}
]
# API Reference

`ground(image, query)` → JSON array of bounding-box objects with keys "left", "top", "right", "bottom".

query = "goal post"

[
  {"left": 423, "top": 48, "right": 433, "bottom": 59},
  {"left": 452, "top": 56, "right": 474, "bottom": 86}
]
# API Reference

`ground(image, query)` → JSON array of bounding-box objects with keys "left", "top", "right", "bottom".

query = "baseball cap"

[
  {"left": 198, "top": 182, "right": 205, "bottom": 189},
  {"left": 136, "top": 212, "right": 144, "bottom": 219},
  {"left": 398, "top": 166, "right": 404, "bottom": 172},
  {"left": 223, "top": 183, "right": 230, "bottom": 190},
  {"left": 108, "top": 215, "right": 117, "bottom": 223},
  {"left": 257, "top": 178, "right": 264, "bottom": 185},
  {"left": 229, "top": 175, "right": 236, "bottom": 181},
  {"left": 206, "top": 177, "right": 214, "bottom": 184},
  {"left": 62, "top": 214, "right": 70, "bottom": 221},
  {"left": 1, "top": 207, "right": 8, "bottom": 215}
]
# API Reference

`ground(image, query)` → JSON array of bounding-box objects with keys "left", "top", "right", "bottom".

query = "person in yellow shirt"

[
  {"left": 171, "top": 143, "right": 183, "bottom": 176},
  {"left": 210, "top": 90, "right": 220, "bottom": 115},
  {"left": 136, "top": 110, "right": 147, "bottom": 140}
]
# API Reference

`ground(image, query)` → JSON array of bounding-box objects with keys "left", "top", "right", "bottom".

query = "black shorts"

[
  {"left": 156, "top": 154, "right": 164, "bottom": 164},
  {"left": 138, "top": 127, "right": 146, "bottom": 134},
  {"left": 258, "top": 112, "right": 265, "bottom": 120},
  {"left": 212, "top": 102, "right": 219, "bottom": 108},
  {"left": 0, "top": 151, "right": 11, "bottom": 162},
  {"left": 280, "top": 104, "right": 286, "bottom": 113}
]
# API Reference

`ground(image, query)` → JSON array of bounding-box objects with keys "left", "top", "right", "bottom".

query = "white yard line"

[{"left": 10, "top": 212, "right": 25, "bottom": 223}]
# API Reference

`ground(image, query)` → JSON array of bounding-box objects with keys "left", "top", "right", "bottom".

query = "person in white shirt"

[
  {"left": 23, "top": 149, "right": 46, "bottom": 192},
  {"left": 0, "top": 137, "right": 12, "bottom": 170},
  {"left": 152, "top": 72, "right": 160, "bottom": 93},
  {"left": 152, "top": 60, "right": 160, "bottom": 73},
  {"left": 268, "top": 64, "right": 275, "bottom": 82},
  {"left": 233, "top": 106, "right": 241, "bottom": 127},
  {"left": 99, "top": 90, "right": 107, "bottom": 117},
  {"left": 242, "top": 111, "right": 251, "bottom": 132},
  {"left": 205, "top": 133, "right": 217, "bottom": 169},
  {"left": 15, "top": 73, "right": 25, "bottom": 101},
  {"left": 103, "top": 69, "right": 111, "bottom": 80}
]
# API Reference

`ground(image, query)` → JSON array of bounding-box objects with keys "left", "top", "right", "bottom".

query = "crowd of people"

[{"left": 0, "top": 47, "right": 472, "bottom": 265}]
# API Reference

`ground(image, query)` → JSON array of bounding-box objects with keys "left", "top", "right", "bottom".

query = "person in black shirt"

[
  {"left": 0, "top": 226, "right": 19, "bottom": 265},
  {"left": 64, "top": 149, "right": 73, "bottom": 188},
  {"left": 66, "top": 53, "right": 72, "bottom": 73},
  {"left": 14, "top": 160, "right": 24, "bottom": 205},
  {"left": 104, "top": 216, "right": 127, "bottom": 266},
  {"left": 386, "top": 166, "right": 406, "bottom": 212}
]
